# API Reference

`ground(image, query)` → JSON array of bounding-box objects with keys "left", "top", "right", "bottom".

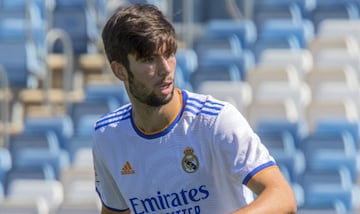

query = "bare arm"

[
  {"left": 101, "top": 205, "right": 131, "bottom": 214},
  {"left": 232, "top": 166, "right": 297, "bottom": 214}
]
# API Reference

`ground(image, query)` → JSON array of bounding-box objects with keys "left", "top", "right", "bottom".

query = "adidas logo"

[{"left": 121, "top": 161, "right": 135, "bottom": 175}]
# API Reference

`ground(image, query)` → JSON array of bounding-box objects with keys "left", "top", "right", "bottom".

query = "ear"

[{"left": 111, "top": 61, "right": 127, "bottom": 81}]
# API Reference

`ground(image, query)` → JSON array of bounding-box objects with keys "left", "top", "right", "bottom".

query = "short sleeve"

[
  {"left": 213, "top": 104, "right": 276, "bottom": 185},
  {"left": 93, "top": 141, "right": 129, "bottom": 212}
]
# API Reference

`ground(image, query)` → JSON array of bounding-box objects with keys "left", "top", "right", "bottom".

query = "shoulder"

[
  {"left": 94, "top": 103, "right": 132, "bottom": 131},
  {"left": 182, "top": 90, "right": 227, "bottom": 117}
]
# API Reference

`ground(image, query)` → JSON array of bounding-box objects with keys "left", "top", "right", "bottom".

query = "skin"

[{"left": 101, "top": 49, "right": 297, "bottom": 214}]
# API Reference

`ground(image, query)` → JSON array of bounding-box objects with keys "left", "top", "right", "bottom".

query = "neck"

[{"left": 131, "top": 89, "right": 182, "bottom": 133}]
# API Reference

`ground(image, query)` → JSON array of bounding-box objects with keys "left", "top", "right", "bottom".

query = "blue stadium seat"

[
  {"left": 84, "top": 82, "right": 128, "bottom": 106},
  {"left": 258, "top": 19, "right": 315, "bottom": 48},
  {"left": 256, "top": 120, "right": 307, "bottom": 148},
  {"left": 300, "top": 168, "right": 353, "bottom": 211},
  {"left": 309, "top": 1, "right": 360, "bottom": 31},
  {"left": 52, "top": 0, "right": 99, "bottom": 54},
  {"left": 8, "top": 130, "right": 70, "bottom": 179},
  {"left": 0, "top": 0, "right": 46, "bottom": 51},
  {"left": 253, "top": 3, "right": 303, "bottom": 28},
  {"left": 300, "top": 131, "right": 357, "bottom": 183},
  {"left": 0, "top": 39, "right": 42, "bottom": 88},
  {"left": 254, "top": 0, "right": 316, "bottom": 18},
  {"left": 258, "top": 130, "right": 305, "bottom": 182},
  {"left": 0, "top": 0, "right": 43, "bottom": 26},
  {"left": 197, "top": 50, "right": 255, "bottom": 81},
  {"left": 193, "top": 35, "right": 243, "bottom": 59},
  {"left": 4, "top": 164, "right": 56, "bottom": 194},
  {"left": 23, "top": 115, "right": 74, "bottom": 151},
  {"left": 175, "top": 66, "right": 193, "bottom": 91},
  {"left": 201, "top": 0, "right": 234, "bottom": 20},
  {"left": 176, "top": 49, "right": 198, "bottom": 83},
  {"left": 190, "top": 64, "right": 242, "bottom": 92},
  {"left": 68, "top": 96, "right": 120, "bottom": 136},
  {"left": 315, "top": 120, "right": 359, "bottom": 150},
  {"left": 171, "top": 0, "right": 205, "bottom": 22},
  {"left": 252, "top": 35, "right": 302, "bottom": 63},
  {"left": 0, "top": 148, "right": 11, "bottom": 187},
  {"left": 205, "top": 19, "right": 257, "bottom": 50},
  {"left": 9, "top": 131, "right": 61, "bottom": 154}
]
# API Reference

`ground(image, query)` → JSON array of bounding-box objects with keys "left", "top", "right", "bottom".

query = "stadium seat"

[
  {"left": 309, "top": 1, "right": 359, "bottom": 31},
  {"left": 299, "top": 168, "right": 353, "bottom": 211},
  {"left": 300, "top": 131, "right": 357, "bottom": 183},
  {"left": 306, "top": 66, "right": 360, "bottom": 107},
  {"left": 255, "top": 118, "right": 307, "bottom": 152},
  {"left": 252, "top": 35, "right": 302, "bottom": 62},
  {"left": 298, "top": 200, "right": 348, "bottom": 214},
  {"left": 197, "top": 81, "right": 252, "bottom": 113},
  {"left": 189, "top": 64, "right": 242, "bottom": 92},
  {"left": 0, "top": 148, "right": 11, "bottom": 187},
  {"left": 246, "top": 99, "right": 299, "bottom": 130},
  {"left": 305, "top": 99, "right": 359, "bottom": 135},
  {"left": 258, "top": 49, "right": 314, "bottom": 78},
  {"left": 252, "top": 83, "right": 311, "bottom": 122},
  {"left": 197, "top": 50, "right": 255, "bottom": 81},
  {"left": 311, "top": 50, "right": 360, "bottom": 79},
  {"left": 317, "top": 19, "right": 360, "bottom": 47},
  {"left": 193, "top": 35, "right": 243, "bottom": 58},
  {"left": 253, "top": 0, "right": 315, "bottom": 18},
  {"left": 258, "top": 130, "right": 305, "bottom": 182},
  {"left": 0, "top": 38, "right": 43, "bottom": 89},
  {"left": 4, "top": 165, "right": 56, "bottom": 194},
  {"left": 23, "top": 115, "right": 74, "bottom": 150},
  {"left": 176, "top": 48, "right": 198, "bottom": 83},
  {"left": 7, "top": 179, "right": 64, "bottom": 212},
  {"left": 307, "top": 36, "right": 359, "bottom": 58},
  {"left": 258, "top": 19, "right": 315, "bottom": 48},
  {"left": 84, "top": 82, "right": 128, "bottom": 107},
  {"left": 253, "top": 3, "right": 303, "bottom": 28},
  {"left": 68, "top": 96, "right": 119, "bottom": 135},
  {"left": 205, "top": 19, "right": 257, "bottom": 49},
  {"left": 175, "top": 66, "right": 193, "bottom": 91},
  {"left": 246, "top": 65, "right": 302, "bottom": 90},
  {"left": 0, "top": 197, "right": 49, "bottom": 214},
  {"left": 51, "top": 0, "right": 99, "bottom": 55}
]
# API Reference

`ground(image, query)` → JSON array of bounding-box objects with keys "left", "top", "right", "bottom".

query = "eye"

[{"left": 140, "top": 56, "right": 155, "bottom": 63}]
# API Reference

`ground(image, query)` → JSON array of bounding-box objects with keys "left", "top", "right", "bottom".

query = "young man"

[{"left": 93, "top": 4, "right": 297, "bottom": 214}]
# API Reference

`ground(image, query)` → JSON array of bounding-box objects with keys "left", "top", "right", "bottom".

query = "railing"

[{"left": 45, "top": 28, "right": 74, "bottom": 112}]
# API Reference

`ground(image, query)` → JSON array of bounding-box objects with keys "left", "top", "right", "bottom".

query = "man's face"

[{"left": 125, "top": 51, "right": 176, "bottom": 107}]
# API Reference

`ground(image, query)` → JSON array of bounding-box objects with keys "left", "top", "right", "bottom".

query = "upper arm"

[{"left": 246, "top": 165, "right": 293, "bottom": 195}]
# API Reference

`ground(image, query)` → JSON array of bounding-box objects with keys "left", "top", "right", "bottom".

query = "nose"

[{"left": 157, "top": 55, "right": 175, "bottom": 76}]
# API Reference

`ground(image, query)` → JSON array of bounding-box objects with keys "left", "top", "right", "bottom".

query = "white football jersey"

[{"left": 93, "top": 89, "right": 276, "bottom": 214}]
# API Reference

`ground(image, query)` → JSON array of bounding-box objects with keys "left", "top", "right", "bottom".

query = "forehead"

[{"left": 133, "top": 43, "right": 173, "bottom": 59}]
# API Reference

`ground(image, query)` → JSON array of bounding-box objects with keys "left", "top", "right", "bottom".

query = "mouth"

[{"left": 158, "top": 80, "right": 173, "bottom": 94}]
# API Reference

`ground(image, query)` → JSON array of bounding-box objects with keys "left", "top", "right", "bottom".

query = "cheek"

[
  {"left": 131, "top": 64, "right": 157, "bottom": 79},
  {"left": 169, "top": 58, "right": 177, "bottom": 69}
]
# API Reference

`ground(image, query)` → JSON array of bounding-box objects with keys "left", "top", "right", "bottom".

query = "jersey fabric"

[{"left": 93, "top": 89, "right": 276, "bottom": 214}]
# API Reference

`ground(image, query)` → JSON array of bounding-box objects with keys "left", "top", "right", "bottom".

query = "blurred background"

[{"left": 0, "top": 0, "right": 359, "bottom": 213}]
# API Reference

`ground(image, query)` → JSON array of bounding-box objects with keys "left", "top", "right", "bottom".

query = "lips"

[
  {"left": 159, "top": 82, "right": 172, "bottom": 89},
  {"left": 158, "top": 80, "right": 173, "bottom": 94}
]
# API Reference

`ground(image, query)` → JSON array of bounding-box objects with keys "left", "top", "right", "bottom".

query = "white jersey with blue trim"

[{"left": 93, "top": 89, "right": 276, "bottom": 214}]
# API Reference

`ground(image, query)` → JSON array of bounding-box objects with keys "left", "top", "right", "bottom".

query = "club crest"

[{"left": 181, "top": 147, "right": 199, "bottom": 173}]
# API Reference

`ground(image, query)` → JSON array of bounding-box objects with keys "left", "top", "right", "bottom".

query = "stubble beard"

[{"left": 128, "top": 71, "right": 174, "bottom": 107}]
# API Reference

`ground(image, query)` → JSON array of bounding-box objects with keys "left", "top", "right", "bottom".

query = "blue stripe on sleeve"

[{"left": 242, "top": 161, "right": 277, "bottom": 185}]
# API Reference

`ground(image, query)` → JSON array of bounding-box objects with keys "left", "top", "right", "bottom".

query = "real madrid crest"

[{"left": 181, "top": 147, "right": 199, "bottom": 173}]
